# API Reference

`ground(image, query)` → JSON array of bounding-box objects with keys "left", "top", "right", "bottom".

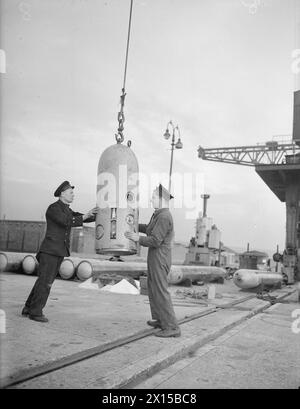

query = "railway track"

[{"left": 1, "top": 287, "right": 296, "bottom": 389}]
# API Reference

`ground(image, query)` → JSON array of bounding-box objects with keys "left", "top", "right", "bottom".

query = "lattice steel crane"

[
  {"left": 197, "top": 140, "right": 299, "bottom": 167},
  {"left": 197, "top": 91, "right": 300, "bottom": 283}
]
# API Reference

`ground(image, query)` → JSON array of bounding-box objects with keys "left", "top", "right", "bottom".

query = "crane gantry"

[
  {"left": 197, "top": 140, "right": 300, "bottom": 167},
  {"left": 197, "top": 91, "right": 300, "bottom": 284}
]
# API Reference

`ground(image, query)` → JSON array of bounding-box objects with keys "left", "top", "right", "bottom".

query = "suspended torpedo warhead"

[{"left": 95, "top": 141, "right": 139, "bottom": 256}]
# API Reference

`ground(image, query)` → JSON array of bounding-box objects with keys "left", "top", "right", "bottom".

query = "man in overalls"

[{"left": 125, "top": 184, "right": 180, "bottom": 338}]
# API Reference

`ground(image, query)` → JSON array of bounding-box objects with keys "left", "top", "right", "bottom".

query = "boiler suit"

[{"left": 139, "top": 208, "right": 179, "bottom": 330}]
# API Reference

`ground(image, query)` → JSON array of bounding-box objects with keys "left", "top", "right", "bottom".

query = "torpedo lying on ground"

[
  {"left": 167, "top": 266, "right": 226, "bottom": 284},
  {"left": 70, "top": 258, "right": 226, "bottom": 283},
  {"left": 0, "top": 252, "right": 26, "bottom": 273},
  {"left": 233, "top": 269, "right": 283, "bottom": 289}
]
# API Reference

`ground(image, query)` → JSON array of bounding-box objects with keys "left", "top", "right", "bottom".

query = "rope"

[{"left": 115, "top": 0, "right": 134, "bottom": 144}]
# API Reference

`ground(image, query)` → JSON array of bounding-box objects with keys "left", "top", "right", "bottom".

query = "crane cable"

[
  {"left": 115, "top": 0, "right": 134, "bottom": 144},
  {"left": 294, "top": 0, "right": 300, "bottom": 91}
]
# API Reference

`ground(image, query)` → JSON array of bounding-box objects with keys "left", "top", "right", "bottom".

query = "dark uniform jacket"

[
  {"left": 139, "top": 208, "right": 174, "bottom": 272},
  {"left": 38, "top": 200, "right": 95, "bottom": 258}
]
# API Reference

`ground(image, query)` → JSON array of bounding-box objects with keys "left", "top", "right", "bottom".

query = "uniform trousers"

[{"left": 25, "top": 252, "right": 64, "bottom": 316}]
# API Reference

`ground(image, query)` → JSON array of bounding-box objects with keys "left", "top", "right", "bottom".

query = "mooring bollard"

[{"left": 207, "top": 284, "right": 216, "bottom": 300}]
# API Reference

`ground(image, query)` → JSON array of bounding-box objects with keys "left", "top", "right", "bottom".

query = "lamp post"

[{"left": 163, "top": 120, "right": 183, "bottom": 192}]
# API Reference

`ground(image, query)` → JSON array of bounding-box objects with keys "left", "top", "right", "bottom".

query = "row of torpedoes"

[{"left": 0, "top": 251, "right": 285, "bottom": 292}]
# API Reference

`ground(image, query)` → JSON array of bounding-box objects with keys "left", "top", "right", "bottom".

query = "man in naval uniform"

[
  {"left": 22, "top": 181, "right": 98, "bottom": 322},
  {"left": 125, "top": 184, "right": 180, "bottom": 338}
]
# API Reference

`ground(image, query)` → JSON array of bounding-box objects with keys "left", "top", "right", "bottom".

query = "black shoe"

[
  {"left": 29, "top": 314, "right": 49, "bottom": 323},
  {"left": 154, "top": 328, "right": 181, "bottom": 338},
  {"left": 147, "top": 320, "right": 162, "bottom": 328},
  {"left": 21, "top": 307, "right": 30, "bottom": 317}
]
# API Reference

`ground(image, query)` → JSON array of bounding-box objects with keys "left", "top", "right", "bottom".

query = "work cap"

[
  {"left": 154, "top": 184, "right": 174, "bottom": 200},
  {"left": 54, "top": 181, "right": 74, "bottom": 197}
]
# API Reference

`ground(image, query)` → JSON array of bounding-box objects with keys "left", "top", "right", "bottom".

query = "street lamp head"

[
  {"left": 164, "top": 129, "right": 171, "bottom": 140},
  {"left": 175, "top": 138, "right": 183, "bottom": 149},
  {"left": 164, "top": 120, "right": 174, "bottom": 139}
]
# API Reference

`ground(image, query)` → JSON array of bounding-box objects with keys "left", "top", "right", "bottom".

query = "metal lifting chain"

[
  {"left": 115, "top": 88, "right": 126, "bottom": 144},
  {"left": 115, "top": 0, "right": 133, "bottom": 144}
]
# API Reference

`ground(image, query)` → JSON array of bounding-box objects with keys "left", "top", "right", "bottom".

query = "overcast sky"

[{"left": 0, "top": 0, "right": 299, "bottom": 252}]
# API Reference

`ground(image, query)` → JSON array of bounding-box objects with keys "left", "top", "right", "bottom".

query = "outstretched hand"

[
  {"left": 83, "top": 206, "right": 99, "bottom": 221},
  {"left": 124, "top": 231, "right": 139, "bottom": 242},
  {"left": 89, "top": 206, "right": 99, "bottom": 216}
]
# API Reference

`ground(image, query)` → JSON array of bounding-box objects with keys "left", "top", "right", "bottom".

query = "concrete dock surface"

[
  {"left": 136, "top": 291, "right": 300, "bottom": 389},
  {"left": 0, "top": 271, "right": 299, "bottom": 389}
]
